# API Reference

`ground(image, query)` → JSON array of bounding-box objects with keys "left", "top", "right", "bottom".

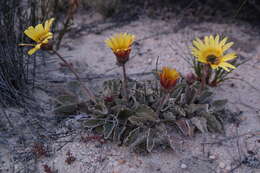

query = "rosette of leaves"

[
  {"left": 82, "top": 79, "right": 171, "bottom": 152},
  {"left": 160, "top": 81, "right": 228, "bottom": 134},
  {"left": 54, "top": 78, "right": 232, "bottom": 152}
]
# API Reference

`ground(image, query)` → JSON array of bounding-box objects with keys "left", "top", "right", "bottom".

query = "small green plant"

[
  {"left": 53, "top": 76, "right": 231, "bottom": 152},
  {"left": 19, "top": 19, "right": 242, "bottom": 153}
]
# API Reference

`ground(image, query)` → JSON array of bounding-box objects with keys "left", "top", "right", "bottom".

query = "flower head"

[
  {"left": 105, "top": 33, "right": 135, "bottom": 64},
  {"left": 191, "top": 35, "right": 237, "bottom": 72},
  {"left": 19, "top": 18, "right": 55, "bottom": 55},
  {"left": 159, "top": 67, "right": 180, "bottom": 90}
]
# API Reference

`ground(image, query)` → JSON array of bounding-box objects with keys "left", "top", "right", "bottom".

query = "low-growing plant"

[
  {"left": 19, "top": 19, "right": 241, "bottom": 153},
  {"left": 54, "top": 75, "right": 231, "bottom": 152}
]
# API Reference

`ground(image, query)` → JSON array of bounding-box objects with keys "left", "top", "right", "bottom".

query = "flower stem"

[
  {"left": 52, "top": 50, "right": 96, "bottom": 104},
  {"left": 200, "top": 64, "right": 209, "bottom": 93},
  {"left": 156, "top": 92, "right": 170, "bottom": 116},
  {"left": 122, "top": 63, "right": 128, "bottom": 101}
]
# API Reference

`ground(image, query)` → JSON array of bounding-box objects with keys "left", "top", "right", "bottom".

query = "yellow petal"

[
  {"left": 222, "top": 42, "right": 234, "bottom": 52},
  {"left": 105, "top": 39, "right": 113, "bottom": 49},
  {"left": 215, "top": 35, "right": 220, "bottom": 45},
  {"left": 219, "top": 37, "right": 228, "bottom": 47},
  {"left": 222, "top": 53, "right": 237, "bottom": 61},
  {"left": 204, "top": 36, "right": 209, "bottom": 47},
  {"left": 24, "top": 26, "right": 38, "bottom": 41},
  {"left": 220, "top": 62, "right": 236, "bottom": 69},
  {"left": 35, "top": 24, "right": 45, "bottom": 34},
  {"left": 28, "top": 44, "right": 41, "bottom": 55},
  {"left": 193, "top": 40, "right": 203, "bottom": 50},
  {"left": 197, "top": 56, "right": 207, "bottom": 63},
  {"left": 209, "top": 35, "right": 214, "bottom": 48},
  {"left": 219, "top": 65, "right": 230, "bottom": 72},
  {"left": 44, "top": 18, "right": 55, "bottom": 32}
]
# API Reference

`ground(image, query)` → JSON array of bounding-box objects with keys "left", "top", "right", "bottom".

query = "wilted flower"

[
  {"left": 19, "top": 18, "right": 55, "bottom": 55},
  {"left": 191, "top": 35, "right": 237, "bottom": 72},
  {"left": 159, "top": 67, "right": 180, "bottom": 90},
  {"left": 105, "top": 33, "right": 135, "bottom": 64}
]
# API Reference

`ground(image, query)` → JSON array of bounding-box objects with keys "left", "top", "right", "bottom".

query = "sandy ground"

[{"left": 1, "top": 13, "right": 260, "bottom": 173}]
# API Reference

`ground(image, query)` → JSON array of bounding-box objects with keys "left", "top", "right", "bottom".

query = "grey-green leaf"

[
  {"left": 82, "top": 119, "right": 105, "bottom": 128},
  {"left": 211, "top": 99, "right": 228, "bottom": 111},
  {"left": 191, "top": 117, "right": 208, "bottom": 133},
  {"left": 197, "top": 91, "right": 213, "bottom": 103},
  {"left": 201, "top": 112, "right": 223, "bottom": 133},
  {"left": 146, "top": 128, "right": 155, "bottom": 152},
  {"left": 103, "top": 121, "right": 116, "bottom": 139},
  {"left": 128, "top": 105, "right": 158, "bottom": 126},
  {"left": 53, "top": 104, "right": 78, "bottom": 115},
  {"left": 123, "top": 127, "right": 140, "bottom": 146}
]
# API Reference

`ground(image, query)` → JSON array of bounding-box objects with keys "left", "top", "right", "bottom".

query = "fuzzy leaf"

[
  {"left": 179, "top": 93, "right": 186, "bottom": 105},
  {"left": 174, "top": 105, "right": 186, "bottom": 117},
  {"left": 201, "top": 112, "right": 223, "bottom": 133},
  {"left": 129, "top": 133, "right": 147, "bottom": 150},
  {"left": 113, "top": 125, "right": 126, "bottom": 142},
  {"left": 175, "top": 119, "right": 194, "bottom": 136},
  {"left": 185, "top": 87, "right": 197, "bottom": 104},
  {"left": 123, "top": 127, "right": 140, "bottom": 146},
  {"left": 117, "top": 108, "right": 133, "bottom": 120},
  {"left": 171, "top": 84, "right": 186, "bottom": 98},
  {"left": 211, "top": 99, "right": 228, "bottom": 111},
  {"left": 78, "top": 102, "right": 90, "bottom": 114},
  {"left": 94, "top": 126, "right": 104, "bottom": 133},
  {"left": 88, "top": 101, "right": 108, "bottom": 115},
  {"left": 162, "top": 112, "right": 176, "bottom": 122},
  {"left": 55, "top": 95, "right": 78, "bottom": 106},
  {"left": 187, "top": 104, "right": 209, "bottom": 114},
  {"left": 103, "top": 121, "right": 116, "bottom": 139},
  {"left": 83, "top": 119, "right": 105, "bottom": 128},
  {"left": 128, "top": 105, "right": 158, "bottom": 126},
  {"left": 197, "top": 91, "right": 213, "bottom": 103},
  {"left": 53, "top": 104, "right": 78, "bottom": 115},
  {"left": 146, "top": 128, "right": 155, "bottom": 152},
  {"left": 191, "top": 117, "right": 208, "bottom": 133}
]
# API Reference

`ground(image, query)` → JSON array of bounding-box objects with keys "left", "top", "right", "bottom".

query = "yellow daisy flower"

[
  {"left": 20, "top": 18, "right": 55, "bottom": 55},
  {"left": 105, "top": 33, "right": 135, "bottom": 64},
  {"left": 159, "top": 67, "right": 180, "bottom": 90},
  {"left": 191, "top": 35, "right": 237, "bottom": 72}
]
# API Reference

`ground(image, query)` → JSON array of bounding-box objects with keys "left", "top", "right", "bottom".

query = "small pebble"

[
  {"left": 219, "top": 162, "right": 226, "bottom": 169},
  {"left": 181, "top": 163, "right": 187, "bottom": 169},
  {"left": 225, "top": 165, "right": 231, "bottom": 171},
  {"left": 209, "top": 155, "right": 216, "bottom": 160}
]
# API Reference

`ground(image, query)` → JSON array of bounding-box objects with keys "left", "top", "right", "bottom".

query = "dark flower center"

[{"left": 206, "top": 55, "right": 219, "bottom": 65}]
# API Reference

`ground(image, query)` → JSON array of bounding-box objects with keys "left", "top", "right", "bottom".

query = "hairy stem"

[
  {"left": 122, "top": 63, "right": 128, "bottom": 101},
  {"left": 53, "top": 50, "right": 96, "bottom": 103},
  {"left": 200, "top": 64, "right": 209, "bottom": 93},
  {"left": 156, "top": 92, "right": 170, "bottom": 116}
]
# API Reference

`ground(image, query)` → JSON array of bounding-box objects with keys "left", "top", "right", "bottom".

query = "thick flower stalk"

[
  {"left": 191, "top": 35, "right": 237, "bottom": 72},
  {"left": 157, "top": 67, "right": 180, "bottom": 114},
  {"left": 105, "top": 33, "right": 135, "bottom": 100},
  {"left": 20, "top": 18, "right": 96, "bottom": 103}
]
